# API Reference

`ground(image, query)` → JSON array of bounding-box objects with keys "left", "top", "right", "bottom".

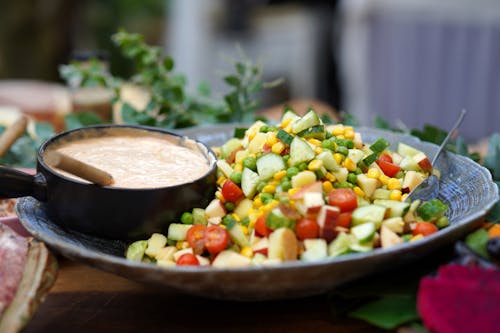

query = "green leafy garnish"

[{"left": 465, "top": 228, "right": 490, "bottom": 259}]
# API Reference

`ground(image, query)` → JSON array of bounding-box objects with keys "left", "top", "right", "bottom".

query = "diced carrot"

[{"left": 487, "top": 224, "right": 500, "bottom": 238}]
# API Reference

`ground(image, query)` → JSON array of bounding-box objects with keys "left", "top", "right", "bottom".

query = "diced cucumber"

[
  {"left": 126, "top": 240, "right": 148, "bottom": 261},
  {"left": 316, "top": 151, "right": 340, "bottom": 172},
  {"left": 277, "top": 129, "right": 293, "bottom": 145},
  {"left": 399, "top": 156, "right": 420, "bottom": 171},
  {"left": 266, "top": 208, "right": 296, "bottom": 230},
  {"left": 256, "top": 153, "right": 285, "bottom": 180},
  {"left": 347, "top": 149, "right": 365, "bottom": 164},
  {"left": 397, "top": 142, "right": 421, "bottom": 158},
  {"left": 363, "top": 153, "right": 379, "bottom": 166},
  {"left": 217, "top": 160, "right": 233, "bottom": 178},
  {"left": 373, "top": 199, "right": 410, "bottom": 218},
  {"left": 332, "top": 167, "right": 349, "bottom": 183},
  {"left": 241, "top": 167, "right": 260, "bottom": 198},
  {"left": 221, "top": 138, "right": 242, "bottom": 158},
  {"left": 192, "top": 208, "right": 207, "bottom": 225},
  {"left": 328, "top": 232, "right": 353, "bottom": 257},
  {"left": 349, "top": 241, "right": 374, "bottom": 253},
  {"left": 167, "top": 223, "right": 192, "bottom": 241},
  {"left": 351, "top": 204, "right": 387, "bottom": 227},
  {"left": 292, "top": 109, "right": 321, "bottom": 134},
  {"left": 227, "top": 223, "right": 250, "bottom": 247},
  {"left": 233, "top": 198, "right": 254, "bottom": 220},
  {"left": 372, "top": 188, "right": 391, "bottom": 200},
  {"left": 289, "top": 136, "right": 315, "bottom": 166},
  {"left": 369, "top": 138, "right": 390, "bottom": 153},
  {"left": 281, "top": 109, "right": 300, "bottom": 124},
  {"left": 351, "top": 221, "right": 376, "bottom": 242},
  {"left": 297, "top": 125, "right": 326, "bottom": 140}
]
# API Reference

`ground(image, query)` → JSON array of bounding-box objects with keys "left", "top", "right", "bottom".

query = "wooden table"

[{"left": 22, "top": 257, "right": 388, "bottom": 333}]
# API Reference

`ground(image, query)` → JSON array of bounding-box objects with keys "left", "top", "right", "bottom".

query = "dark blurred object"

[{"left": 0, "top": 0, "right": 76, "bottom": 81}]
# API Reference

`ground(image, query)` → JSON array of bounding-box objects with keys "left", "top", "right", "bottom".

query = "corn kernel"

[
  {"left": 272, "top": 142, "right": 285, "bottom": 154},
  {"left": 389, "top": 190, "right": 402, "bottom": 201},
  {"left": 308, "top": 159, "right": 324, "bottom": 171},
  {"left": 254, "top": 196, "right": 263, "bottom": 208},
  {"left": 240, "top": 246, "right": 254, "bottom": 258},
  {"left": 314, "top": 147, "right": 323, "bottom": 155},
  {"left": 325, "top": 172, "right": 337, "bottom": 182},
  {"left": 323, "top": 181, "right": 333, "bottom": 193},
  {"left": 410, "top": 234, "right": 424, "bottom": 242},
  {"left": 240, "top": 225, "right": 249, "bottom": 235},
  {"left": 216, "top": 176, "right": 226, "bottom": 185},
  {"left": 367, "top": 168, "right": 380, "bottom": 179},
  {"left": 233, "top": 163, "right": 243, "bottom": 172},
  {"left": 288, "top": 188, "right": 300, "bottom": 197},
  {"left": 231, "top": 213, "right": 241, "bottom": 222},
  {"left": 353, "top": 186, "right": 365, "bottom": 197},
  {"left": 219, "top": 224, "right": 227, "bottom": 230},
  {"left": 332, "top": 126, "right": 345, "bottom": 136},
  {"left": 344, "top": 126, "right": 354, "bottom": 132},
  {"left": 266, "top": 132, "right": 278, "bottom": 146},
  {"left": 379, "top": 174, "right": 390, "bottom": 185},
  {"left": 262, "top": 184, "right": 276, "bottom": 194},
  {"left": 308, "top": 138, "right": 322, "bottom": 146},
  {"left": 176, "top": 241, "right": 189, "bottom": 250},
  {"left": 285, "top": 124, "right": 293, "bottom": 133},
  {"left": 273, "top": 170, "right": 287, "bottom": 181},
  {"left": 270, "top": 179, "right": 280, "bottom": 186},
  {"left": 281, "top": 118, "right": 292, "bottom": 128},
  {"left": 262, "top": 201, "right": 278, "bottom": 212},
  {"left": 344, "top": 157, "right": 357, "bottom": 172},
  {"left": 334, "top": 153, "right": 344, "bottom": 164},
  {"left": 248, "top": 218, "right": 257, "bottom": 229},
  {"left": 215, "top": 191, "right": 226, "bottom": 203},
  {"left": 344, "top": 129, "right": 355, "bottom": 140},
  {"left": 387, "top": 178, "right": 402, "bottom": 190}
]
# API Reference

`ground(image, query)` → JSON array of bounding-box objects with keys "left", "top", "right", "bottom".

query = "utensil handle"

[
  {"left": 432, "top": 109, "right": 467, "bottom": 165},
  {"left": 0, "top": 115, "right": 28, "bottom": 159},
  {"left": 44, "top": 151, "right": 114, "bottom": 186},
  {"left": 0, "top": 167, "right": 46, "bottom": 201}
]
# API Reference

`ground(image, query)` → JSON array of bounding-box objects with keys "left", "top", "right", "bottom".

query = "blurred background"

[{"left": 0, "top": 0, "right": 499, "bottom": 142}]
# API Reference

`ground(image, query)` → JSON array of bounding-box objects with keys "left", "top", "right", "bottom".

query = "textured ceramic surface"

[{"left": 16, "top": 125, "right": 498, "bottom": 301}]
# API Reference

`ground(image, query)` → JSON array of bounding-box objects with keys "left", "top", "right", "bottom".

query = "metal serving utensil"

[{"left": 405, "top": 109, "right": 467, "bottom": 202}]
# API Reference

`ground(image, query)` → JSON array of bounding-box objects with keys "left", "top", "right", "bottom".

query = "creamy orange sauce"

[{"left": 45, "top": 129, "right": 212, "bottom": 188}]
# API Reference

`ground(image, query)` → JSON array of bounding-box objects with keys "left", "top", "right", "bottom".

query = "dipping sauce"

[{"left": 44, "top": 128, "right": 213, "bottom": 188}]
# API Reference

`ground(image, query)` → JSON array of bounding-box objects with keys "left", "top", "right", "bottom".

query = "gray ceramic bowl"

[{"left": 16, "top": 125, "right": 498, "bottom": 301}]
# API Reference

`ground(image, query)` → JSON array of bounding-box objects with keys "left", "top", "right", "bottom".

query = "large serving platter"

[{"left": 16, "top": 125, "right": 498, "bottom": 300}]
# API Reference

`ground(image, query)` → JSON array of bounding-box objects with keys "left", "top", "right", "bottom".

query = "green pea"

[
  {"left": 355, "top": 167, "right": 363, "bottom": 175},
  {"left": 298, "top": 162, "right": 308, "bottom": 171},
  {"left": 241, "top": 216, "right": 250, "bottom": 227},
  {"left": 286, "top": 166, "right": 299, "bottom": 178},
  {"left": 261, "top": 193, "right": 273, "bottom": 204},
  {"left": 348, "top": 173, "right": 358, "bottom": 184},
  {"left": 321, "top": 139, "right": 335, "bottom": 150},
  {"left": 279, "top": 196, "right": 290, "bottom": 204},
  {"left": 436, "top": 216, "right": 450, "bottom": 229},
  {"left": 334, "top": 181, "right": 353, "bottom": 189},
  {"left": 283, "top": 155, "right": 290, "bottom": 163},
  {"left": 243, "top": 156, "right": 257, "bottom": 171},
  {"left": 180, "top": 212, "right": 194, "bottom": 224},
  {"left": 229, "top": 171, "right": 242, "bottom": 184},
  {"left": 345, "top": 139, "right": 355, "bottom": 149},
  {"left": 281, "top": 180, "right": 292, "bottom": 192},
  {"left": 222, "top": 214, "right": 236, "bottom": 226},
  {"left": 224, "top": 201, "right": 236, "bottom": 211}
]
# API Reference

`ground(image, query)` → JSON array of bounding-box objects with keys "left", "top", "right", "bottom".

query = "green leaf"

[
  {"left": 235, "top": 62, "right": 245, "bottom": 75},
  {"left": 349, "top": 295, "right": 419, "bottom": 330},
  {"left": 121, "top": 103, "right": 141, "bottom": 124},
  {"left": 483, "top": 134, "right": 500, "bottom": 181},
  {"left": 373, "top": 114, "right": 392, "bottom": 130},
  {"left": 64, "top": 112, "right": 103, "bottom": 130},
  {"left": 341, "top": 112, "right": 359, "bottom": 126},
  {"left": 465, "top": 228, "right": 490, "bottom": 259},
  {"left": 224, "top": 75, "right": 241, "bottom": 87}
]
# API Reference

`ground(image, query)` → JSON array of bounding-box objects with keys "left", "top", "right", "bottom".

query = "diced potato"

[
  {"left": 145, "top": 233, "right": 167, "bottom": 257},
  {"left": 291, "top": 170, "right": 317, "bottom": 189},
  {"left": 212, "top": 250, "right": 252, "bottom": 268},
  {"left": 268, "top": 228, "right": 298, "bottom": 261}
]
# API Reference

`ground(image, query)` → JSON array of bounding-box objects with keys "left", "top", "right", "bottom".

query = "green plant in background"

[{"left": 60, "top": 30, "right": 281, "bottom": 129}]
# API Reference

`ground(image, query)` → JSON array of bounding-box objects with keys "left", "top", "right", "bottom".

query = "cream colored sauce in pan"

[{"left": 44, "top": 129, "right": 212, "bottom": 188}]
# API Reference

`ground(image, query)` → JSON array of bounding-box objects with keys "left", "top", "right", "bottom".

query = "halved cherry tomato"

[
  {"left": 186, "top": 225, "right": 207, "bottom": 255},
  {"left": 376, "top": 159, "right": 401, "bottom": 178},
  {"left": 337, "top": 212, "right": 352, "bottom": 228},
  {"left": 255, "top": 215, "right": 272, "bottom": 237},
  {"left": 205, "top": 225, "right": 229, "bottom": 255},
  {"left": 221, "top": 180, "right": 244, "bottom": 202},
  {"left": 176, "top": 253, "right": 200, "bottom": 266},
  {"left": 328, "top": 188, "right": 358, "bottom": 212},
  {"left": 295, "top": 218, "right": 320, "bottom": 240},
  {"left": 378, "top": 153, "right": 393, "bottom": 163},
  {"left": 413, "top": 222, "right": 438, "bottom": 237}
]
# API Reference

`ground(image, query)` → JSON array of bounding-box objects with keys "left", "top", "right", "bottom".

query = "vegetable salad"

[{"left": 126, "top": 109, "right": 449, "bottom": 267}]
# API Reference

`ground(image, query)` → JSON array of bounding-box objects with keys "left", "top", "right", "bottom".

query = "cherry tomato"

[
  {"left": 255, "top": 215, "right": 272, "bottom": 237},
  {"left": 176, "top": 253, "right": 200, "bottom": 266},
  {"left": 337, "top": 212, "right": 352, "bottom": 228},
  {"left": 186, "top": 225, "right": 207, "bottom": 255},
  {"left": 205, "top": 225, "right": 229, "bottom": 255},
  {"left": 295, "top": 218, "right": 320, "bottom": 240},
  {"left": 328, "top": 188, "right": 358, "bottom": 212},
  {"left": 378, "top": 153, "right": 393, "bottom": 163},
  {"left": 221, "top": 180, "right": 244, "bottom": 202},
  {"left": 413, "top": 222, "right": 438, "bottom": 237},
  {"left": 376, "top": 159, "right": 401, "bottom": 178}
]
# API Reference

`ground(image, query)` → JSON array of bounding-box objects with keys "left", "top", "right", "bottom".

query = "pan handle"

[{"left": 0, "top": 167, "right": 47, "bottom": 201}]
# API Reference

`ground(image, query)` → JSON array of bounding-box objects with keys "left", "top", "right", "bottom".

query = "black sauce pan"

[{"left": 0, "top": 124, "right": 217, "bottom": 240}]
